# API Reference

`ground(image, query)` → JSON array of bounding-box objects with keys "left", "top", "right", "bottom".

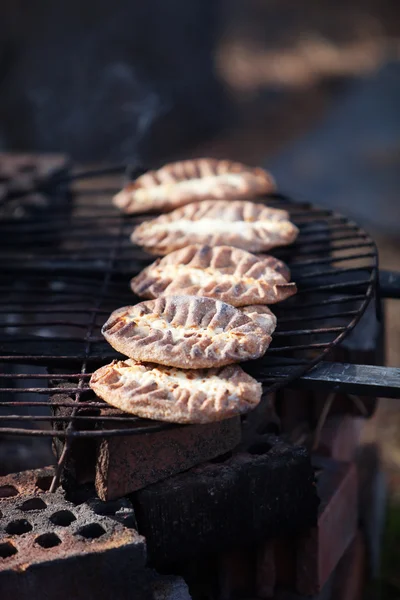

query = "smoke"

[
  {"left": 0, "top": 0, "right": 225, "bottom": 162},
  {"left": 21, "top": 56, "right": 171, "bottom": 161}
]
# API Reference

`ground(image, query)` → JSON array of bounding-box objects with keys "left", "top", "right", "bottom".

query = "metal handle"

[
  {"left": 284, "top": 361, "right": 400, "bottom": 398},
  {"left": 379, "top": 270, "right": 400, "bottom": 299}
]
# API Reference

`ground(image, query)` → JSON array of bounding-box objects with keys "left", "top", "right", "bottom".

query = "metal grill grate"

[{"left": 0, "top": 168, "right": 377, "bottom": 441}]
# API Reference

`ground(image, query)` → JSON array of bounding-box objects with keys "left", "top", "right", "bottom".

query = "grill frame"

[{"left": 0, "top": 167, "right": 378, "bottom": 441}]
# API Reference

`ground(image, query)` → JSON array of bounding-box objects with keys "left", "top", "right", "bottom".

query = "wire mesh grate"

[{"left": 0, "top": 169, "right": 377, "bottom": 439}]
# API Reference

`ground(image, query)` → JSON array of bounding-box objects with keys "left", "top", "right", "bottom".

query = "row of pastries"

[{"left": 90, "top": 159, "right": 298, "bottom": 424}]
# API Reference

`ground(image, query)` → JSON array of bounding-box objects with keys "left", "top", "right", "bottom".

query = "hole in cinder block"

[
  {"left": 76, "top": 523, "right": 106, "bottom": 540},
  {"left": 248, "top": 442, "right": 273, "bottom": 455},
  {"left": 49, "top": 510, "right": 76, "bottom": 527},
  {"left": 19, "top": 498, "right": 47, "bottom": 512},
  {"left": 91, "top": 500, "right": 121, "bottom": 516},
  {"left": 0, "top": 542, "right": 18, "bottom": 559},
  {"left": 6, "top": 519, "right": 33, "bottom": 535},
  {"left": 35, "top": 533, "right": 61, "bottom": 549},
  {"left": 35, "top": 476, "right": 53, "bottom": 492},
  {"left": 65, "top": 484, "right": 95, "bottom": 506},
  {"left": 0, "top": 485, "right": 18, "bottom": 498}
]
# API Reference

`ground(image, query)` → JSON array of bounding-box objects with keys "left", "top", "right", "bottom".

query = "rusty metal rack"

[{"left": 0, "top": 166, "right": 380, "bottom": 447}]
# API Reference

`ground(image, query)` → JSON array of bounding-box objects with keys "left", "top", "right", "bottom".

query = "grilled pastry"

[
  {"left": 90, "top": 359, "right": 262, "bottom": 424},
  {"left": 131, "top": 245, "right": 296, "bottom": 306},
  {"left": 101, "top": 295, "right": 275, "bottom": 369},
  {"left": 131, "top": 200, "right": 298, "bottom": 254},
  {"left": 113, "top": 158, "right": 275, "bottom": 214},
  {"left": 240, "top": 305, "right": 277, "bottom": 332}
]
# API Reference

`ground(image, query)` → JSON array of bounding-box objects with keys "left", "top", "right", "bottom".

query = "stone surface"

[{"left": 96, "top": 417, "right": 241, "bottom": 501}]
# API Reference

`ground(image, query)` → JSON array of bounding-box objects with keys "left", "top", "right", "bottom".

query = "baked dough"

[
  {"left": 90, "top": 359, "right": 262, "bottom": 424},
  {"left": 113, "top": 158, "right": 275, "bottom": 214},
  {"left": 131, "top": 245, "right": 296, "bottom": 306},
  {"left": 131, "top": 200, "right": 299, "bottom": 254},
  {"left": 240, "top": 305, "right": 277, "bottom": 332},
  {"left": 101, "top": 295, "right": 275, "bottom": 369}
]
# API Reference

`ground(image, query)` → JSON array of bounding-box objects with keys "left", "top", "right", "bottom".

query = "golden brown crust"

[
  {"left": 101, "top": 295, "right": 274, "bottom": 369},
  {"left": 256, "top": 254, "right": 291, "bottom": 279},
  {"left": 240, "top": 305, "right": 277, "bottom": 333},
  {"left": 113, "top": 158, "right": 276, "bottom": 214},
  {"left": 131, "top": 245, "right": 296, "bottom": 306},
  {"left": 131, "top": 200, "right": 299, "bottom": 254},
  {"left": 90, "top": 359, "right": 262, "bottom": 424}
]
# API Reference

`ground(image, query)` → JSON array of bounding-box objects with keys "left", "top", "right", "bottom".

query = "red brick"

[
  {"left": 0, "top": 466, "right": 55, "bottom": 497},
  {"left": 316, "top": 415, "right": 362, "bottom": 462},
  {"left": 296, "top": 457, "right": 358, "bottom": 596},
  {"left": 331, "top": 532, "right": 366, "bottom": 600},
  {"left": 95, "top": 417, "right": 241, "bottom": 501}
]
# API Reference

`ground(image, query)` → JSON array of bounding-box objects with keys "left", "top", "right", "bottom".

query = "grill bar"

[
  {"left": 297, "top": 279, "right": 372, "bottom": 293},
  {"left": 0, "top": 324, "right": 348, "bottom": 340},
  {"left": 294, "top": 266, "right": 373, "bottom": 281},
  {"left": 0, "top": 360, "right": 397, "bottom": 440},
  {"left": 2, "top": 241, "right": 376, "bottom": 261},
  {"left": 0, "top": 424, "right": 179, "bottom": 438},
  {"left": 0, "top": 415, "right": 143, "bottom": 421},
  {"left": 289, "top": 252, "right": 377, "bottom": 267},
  {"left": 0, "top": 168, "right": 378, "bottom": 441}
]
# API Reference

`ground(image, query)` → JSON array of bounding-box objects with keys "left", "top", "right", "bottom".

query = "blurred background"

[{"left": 1, "top": 0, "right": 400, "bottom": 592}]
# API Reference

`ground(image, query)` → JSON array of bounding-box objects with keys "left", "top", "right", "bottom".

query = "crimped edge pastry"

[
  {"left": 131, "top": 245, "right": 296, "bottom": 306},
  {"left": 113, "top": 158, "right": 276, "bottom": 214},
  {"left": 90, "top": 359, "right": 262, "bottom": 424},
  {"left": 240, "top": 305, "right": 277, "bottom": 333},
  {"left": 131, "top": 200, "right": 299, "bottom": 254},
  {"left": 101, "top": 295, "right": 275, "bottom": 369}
]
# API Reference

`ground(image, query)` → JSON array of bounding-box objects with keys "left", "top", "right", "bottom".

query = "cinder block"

[
  {"left": 218, "top": 548, "right": 255, "bottom": 600},
  {"left": 150, "top": 575, "right": 192, "bottom": 600},
  {"left": 134, "top": 437, "right": 318, "bottom": 566},
  {"left": 0, "top": 467, "right": 146, "bottom": 600},
  {"left": 96, "top": 417, "right": 241, "bottom": 501},
  {"left": 0, "top": 466, "right": 55, "bottom": 498},
  {"left": 256, "top": 539, "right": 275, "bottom": 598}
]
